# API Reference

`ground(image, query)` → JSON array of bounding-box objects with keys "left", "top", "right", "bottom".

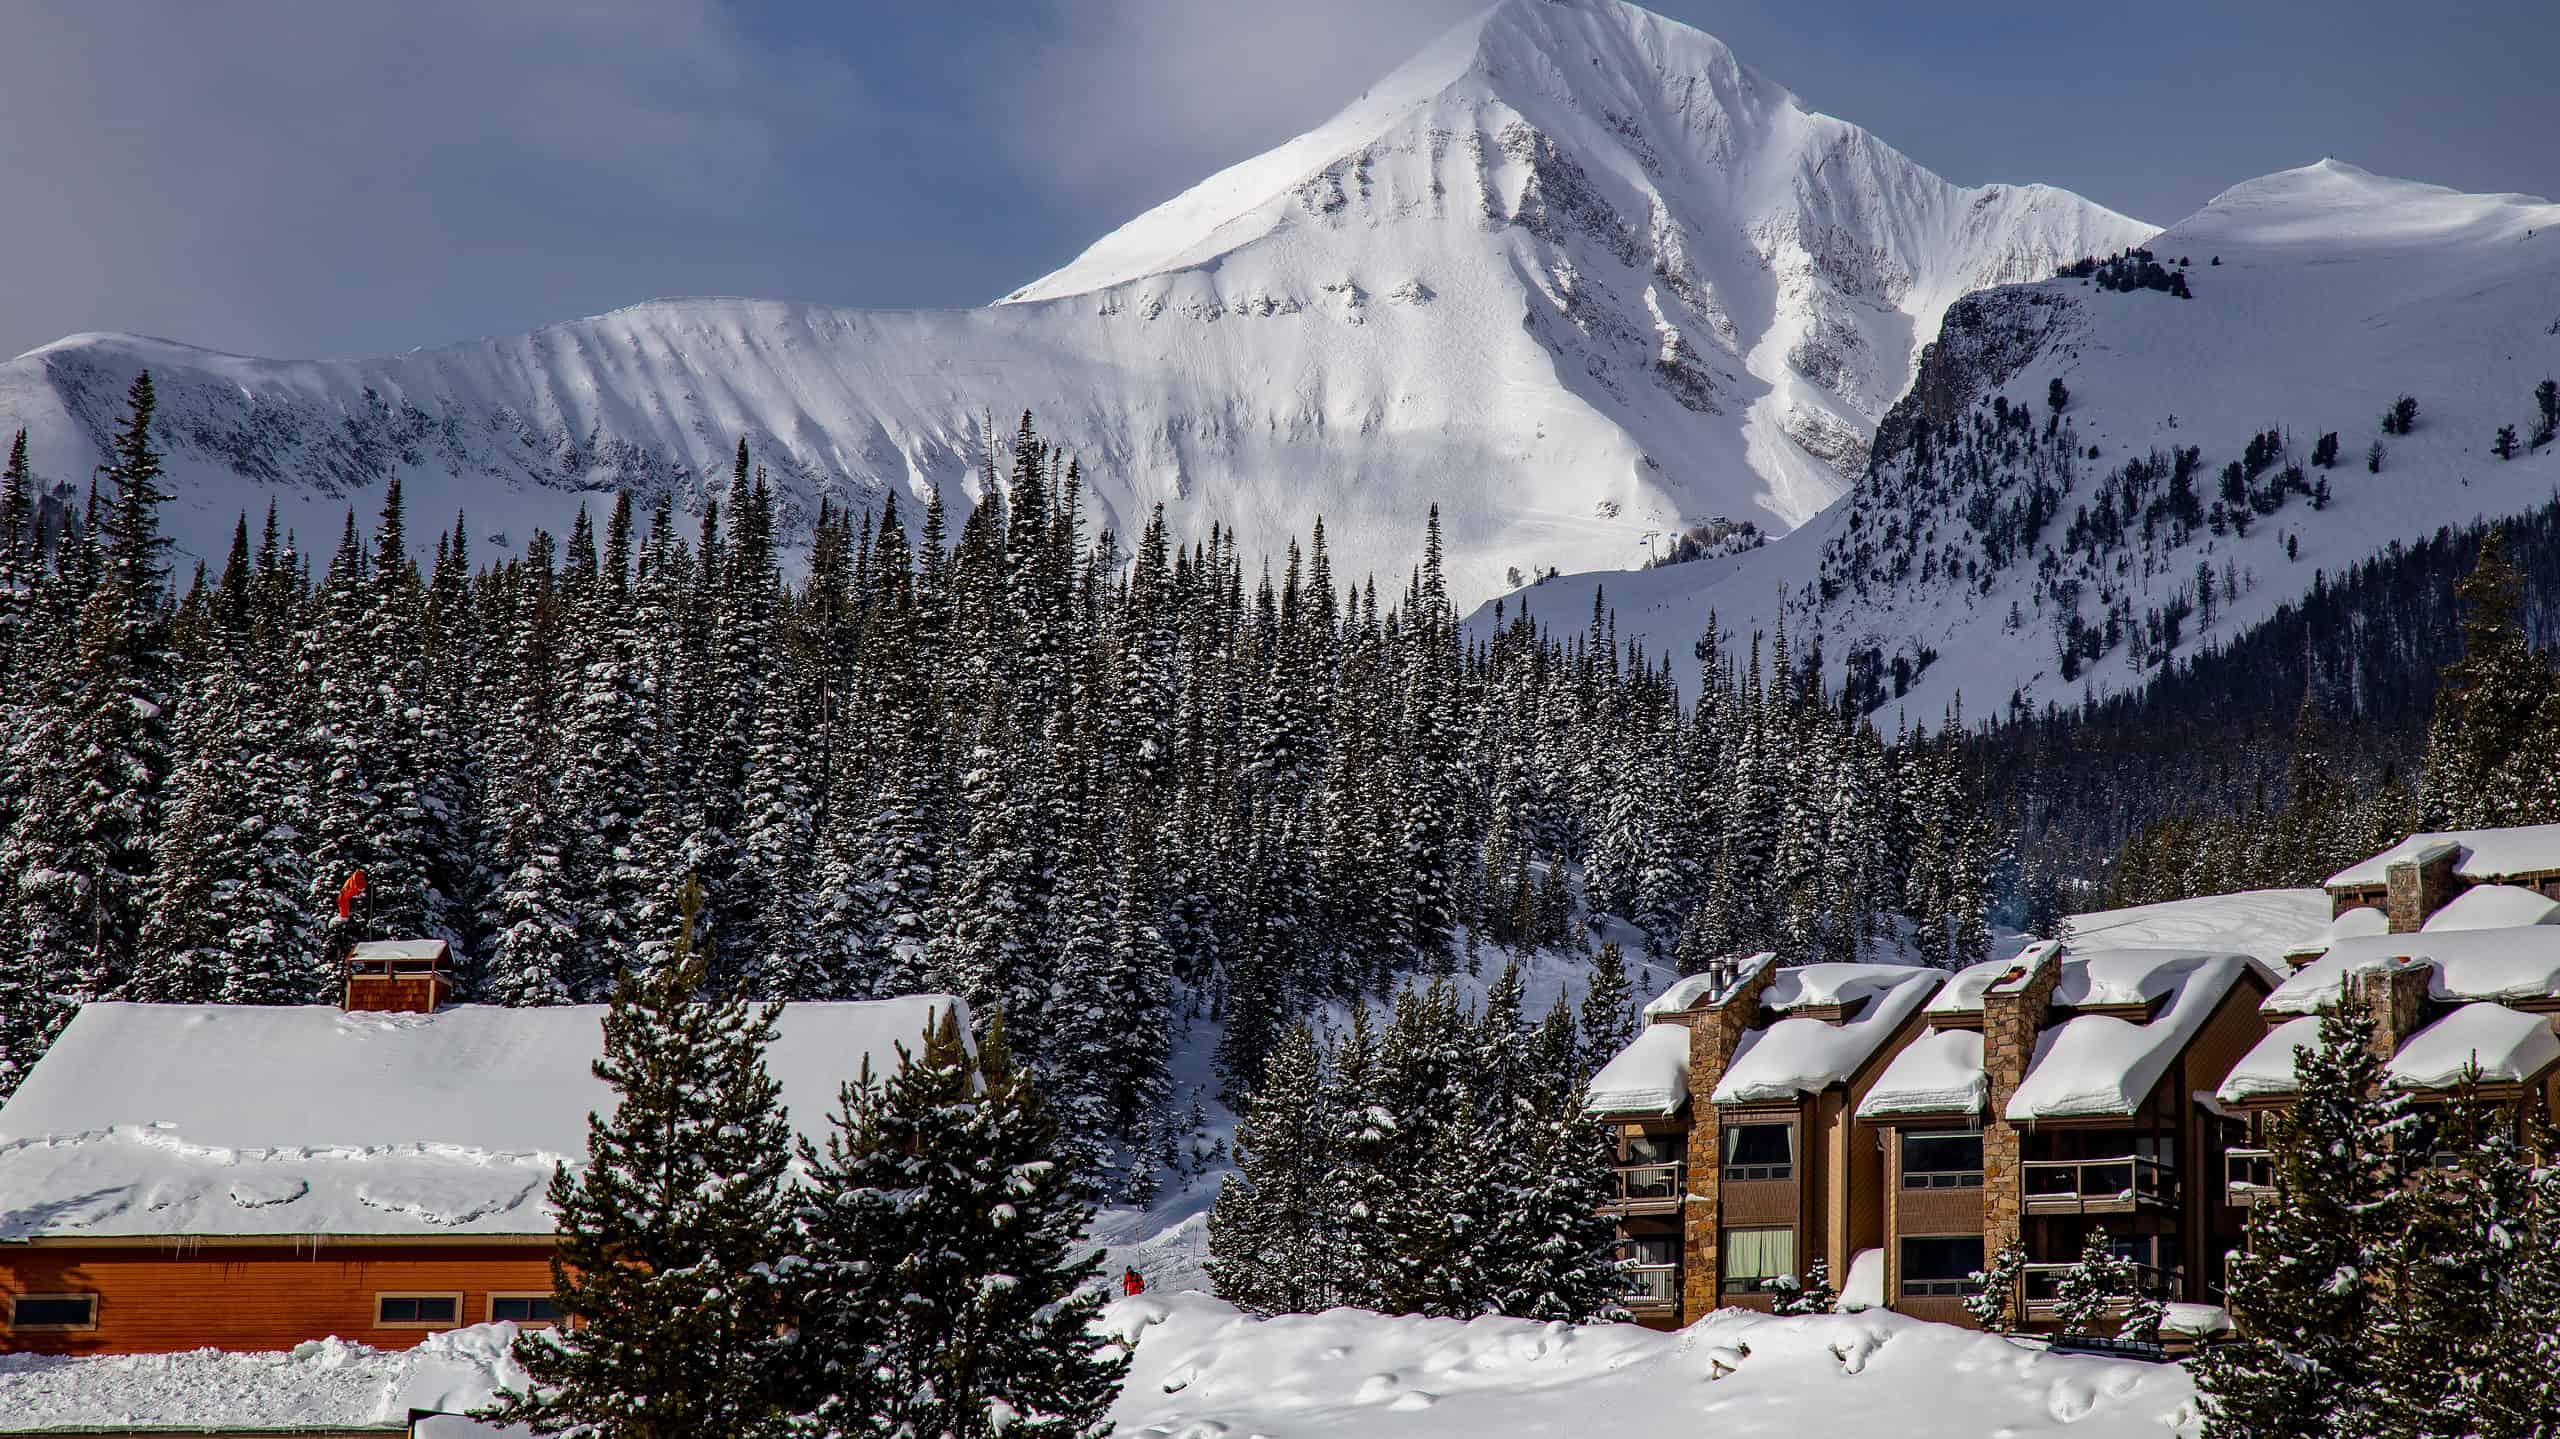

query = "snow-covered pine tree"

[
  {"left": 792, "top": 1008, "right": 1125, "bottom": 1439},
  {"left": 483, "top": 878, "right": 797, "bottom": 1439},
  {"left": 2049, "top": 1229, "right": 2137, "bottom": 1338},
  {"left": 1578, "top": 941, "right": 1638, "bottom": 1073},
  {"left": 1963, "top": 1243, "right": 2026, "bottom": 1331},
  {"left": 2195, "top": 1004, "right": 2412, "bottom": 1439},
  {"left": 1207, "top": 1018, "right": 1338, "bottom": 1314},
  {"left": 1772, "top": 1259, "right": 1837, "bottom": 1316}
]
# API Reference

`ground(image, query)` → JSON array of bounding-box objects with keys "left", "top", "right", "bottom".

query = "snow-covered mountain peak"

[
  {"left": 0, "top": 0, "right": 2148, "bottom": 607},
  {"left": 2177, "top": 159, "right": 2560, "bottom": 258}
]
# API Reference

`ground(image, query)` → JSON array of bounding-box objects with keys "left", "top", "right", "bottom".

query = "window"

[
  {"left": 8, "top": 1294, "right": 97, "bottom": 1330},
  {"left": 490, "top": 1293, "right": 562, "bottom": 1325},
  {"left": 376, "top": 1293, "right": 462, "bottom": 1327},
  {"left": 1723, "top": 1122, "right": 1793, "bottom": 1181},
  {"left": 1900, "top": 1236, "right": 1984, "bottom": 1297},
  {"left": 1621, "top": 1130, "right": 1683, "bottom": 1166},
  {"left": 1901, "top": 1131, "right": 1984, "bottom": 1188},
  {"left": 1721, "top": 1226, "right": 1795, "bottom": 1293}
]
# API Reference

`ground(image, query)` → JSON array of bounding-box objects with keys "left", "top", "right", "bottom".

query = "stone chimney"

[
  {"left": 1672, "top": 951, "right": 1777, "bottom": 1321},
  {"left": 344, "top": 938, "right": 455, "bottom": 1014},
  {"left": 2355, "top": 957, "right": 2434, "bottom": 1063},
  {"left": 1980, "top": 942, "right": 2063, "bottom": 1269},
  {"left": 2385, "top": 842, "right": 2463, "bottom": 933}
]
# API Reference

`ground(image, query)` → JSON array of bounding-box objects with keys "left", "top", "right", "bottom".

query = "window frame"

[
  {"left": 1898, "top": 1233, "right": 1986, "bottom": 1298},
  {"left": 1720, "top": 1225, "right": 1797, "bottom": 1294},
  {"left": 1721, "top": 1120, "right": 1796, "bottom": 1182},
  {"left": 375, "top": 1291, "right": 465, "bottom": 1329},
  {"left": 487, "top": 1292, "right": 563, "bottom": 1327},
  {"left": 1900, "top": 1129, "right": 1986, "bottom": 1189},
  {"left": 7, "top": 1292, "right": 99, "bottom": 1332}
]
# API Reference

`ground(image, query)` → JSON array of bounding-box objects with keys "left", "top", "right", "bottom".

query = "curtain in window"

[{"left": 1722, "top": 1226, "right": 1795, "bottom": 1282}]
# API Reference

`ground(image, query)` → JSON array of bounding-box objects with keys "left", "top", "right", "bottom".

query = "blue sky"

[{"left": 1, "top": 0, "right": 2549, "bottom": 361}]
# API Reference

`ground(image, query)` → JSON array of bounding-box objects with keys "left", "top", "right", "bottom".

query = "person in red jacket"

[{"left": 1121, "top": 1267, "right": 1145, "bottom": 1297}]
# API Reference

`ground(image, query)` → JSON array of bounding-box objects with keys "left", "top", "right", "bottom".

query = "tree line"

[{"left": 0, "top": 375, "right": 2006, "bottom": 1197}]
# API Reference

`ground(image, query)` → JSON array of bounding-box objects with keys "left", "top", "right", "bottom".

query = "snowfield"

[
  {"left": 0, "top": 0, "right": 2145, "bottom": 608},
  {"left": 0, "top": 1301, "right": 2202, "bottom": 1437},
  {"left": 1106, "top": 1294, "right": 2199, "bottom": 1439}
]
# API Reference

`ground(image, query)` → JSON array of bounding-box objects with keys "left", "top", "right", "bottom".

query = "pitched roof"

[
  {"left": 2217, "top": 1002, "right": 2560, "bottom": 1102},
  {"left": 1856, "top": 1027, "right": 1987, "bottom": 1119},
  {"left": 1709, "top": 967, "right": 1941, "bottom": 1105},
  {"left": 2004, "top": 951, "right": 2266, "bottom": 1121},
  {"left": 0, "top": 997, "right": 967, "bottom": 1241},
  {"left": 2327, "top": 824, "right": 2560, "bottom": 889},
  {"left": 2422, "top": 884, "right": 2560, "bottom": 932},
  {"left": 1584, "top": 1022, "right": 1692, "bottom": 1117},
  {"left": 2263, "top": 926, "right": 2560, "bottom": 1014}
]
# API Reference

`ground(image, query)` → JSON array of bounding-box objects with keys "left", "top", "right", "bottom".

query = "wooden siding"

[
  {"left": 1895, "top": 1181, "right": 1984, "bottom": 1235},
  {"left": 0, "top": 1243, "right": 555, "bottom": 1355}
]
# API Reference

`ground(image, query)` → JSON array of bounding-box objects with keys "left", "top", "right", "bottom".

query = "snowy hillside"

[
  {"left": 1503, "top": 160, "right": 2560, "bottom": 716},
  {"left": 0, "top": 0, "right": 2146, "bottom": 605}
]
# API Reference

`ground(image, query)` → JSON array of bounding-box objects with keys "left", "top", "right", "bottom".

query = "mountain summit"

[{"left": 0, "top": 0, "right": 2149, "bottom": 602}]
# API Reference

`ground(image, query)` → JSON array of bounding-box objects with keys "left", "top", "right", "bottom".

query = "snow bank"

[
  {"left": 1711, "top": 969, "right": 1940, "bottom": 1104},
  {"left": 2422, "top": 884, "right": 2560, "bottom": 932},
  {"left": 0, "top": 1322, "right": 525, "bottom": 1431},
  {"left": 1858, "top": 1028, "right": 1987, "bottom": 1118},
  {"left": 2006, "top": 954, "right": 2260, "bottom": 1120},
  {"left": 2264, "top": 927, "right": 2560, "bottom": 1014},
  {"left": 1586, "top": 1022, "right": 1693, "bottom": 1117},
  {"left": 0, "top": 996, "right": 965, "bottom": 1238},
  {"left": 1104, "top": 1293, "right": 2198, "bottom": 1439},
  {"left": 2329, "top": 826, "right": 2560, "bottom": 890}
]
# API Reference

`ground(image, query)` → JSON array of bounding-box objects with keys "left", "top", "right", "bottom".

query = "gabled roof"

[
  {"left": 2004, "top": 952, "right": 2266, "bottom": 1121},
  {"left": 1584, "top": 1022, "right": 1692, "bottom": 1117},
  {"left": 1857, "top": 1028, "right": 1987, "bottom": 1119},
  {"left": 1710, "top": 967, "right": 1942, "bottom": 1105},
  {"left": 2217, "top": 1002, "right": 2560, "bottom": 1103},
  {"left": 0, "top": 997, "right": 967, "bottom": 1241},
  {"left": 2263, "top": 926, "right": 2560, "bottom": 1014},
  {"left": 2423, "top": 884, "right": 2560, "bottom": 932},
  {"left": 2328, "top": 824, "right": 2560, "bottom": 889}
]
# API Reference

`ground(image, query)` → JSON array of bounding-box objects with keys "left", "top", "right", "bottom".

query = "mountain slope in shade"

[
  {"left": 1497, "top": 160, "right": 2560, "bottom": 717},
  {"left": 0, "top": 0, "right": 2148, "bottom": 603}
]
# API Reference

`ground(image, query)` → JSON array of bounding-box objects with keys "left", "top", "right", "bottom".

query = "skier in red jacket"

[{"left": 1121, "top": 1267, "right": 1145, "bottom": 1297}]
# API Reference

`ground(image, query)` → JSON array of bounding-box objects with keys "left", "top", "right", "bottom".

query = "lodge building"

[
  {"left": 1590, "top": 819, "right": 2560, "bottom": 1335},
  {"left": 0, "top": 939, "right": 965, "bottom": 1355}
]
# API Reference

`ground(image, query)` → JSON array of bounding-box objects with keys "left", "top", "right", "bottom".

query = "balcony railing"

[
  {"left": 1607, "top": 1162, "right": 1684, "bottom": 1214},
  {"left": 2019, "top": 1261, "right": 2174, "bottom": 1322},
  {"left": 2224, "top": 1148, "right": 2276, "bottom": 1207},
  {"left": 1622, "top": 1264, "right": 1680, "bottom": 1308},
  {"left": 2020, "top": 1155, "right": 2177, "bottom": 1215}
]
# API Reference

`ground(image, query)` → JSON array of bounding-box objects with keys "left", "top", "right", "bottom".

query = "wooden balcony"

[
  {"left": 2224, "top": 1148, "right": 2276, "bottom": 1207},
  {"left": 1621, "top": 1263, "right": 1681, "bottom": 1311},
  {"left": 1605, "top": 1162, "right": 1684, "bottom": 1216},
  {"left": 2020, "top": 1155, "right": 2176, "bottom": 1215}
]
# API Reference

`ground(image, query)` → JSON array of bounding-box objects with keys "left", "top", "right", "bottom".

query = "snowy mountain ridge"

[
  {"left": 0, "top": 0, "right": 2149, "bottom": 604},
  {"left": 1501, "top": 158, "right": 2560, "bottom": 718}
]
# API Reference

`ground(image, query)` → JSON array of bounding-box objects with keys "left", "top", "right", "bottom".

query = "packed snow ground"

[
  {"left": 0, "top": 1299, "right": 2202, "bottom": 1437},
  {"left": 1106, "top": 1294, "right": 2200, "bottom": 1439}
]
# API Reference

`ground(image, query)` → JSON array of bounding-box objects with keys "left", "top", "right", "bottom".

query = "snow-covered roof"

[
  {"left": 2263, "top": 927, "right": 2560, "bottom": 1014},
  {"left": 2218, "top": 1003, "right": 2560, "bottom": 1102},
  {"left": 2386, "top": 1003, "right": 2560, "bottom": 1091},
  {"left": 2004, "top": 953, "right": 2262, "bottom": 1121},
  {"left": 349, "top": 938, "right": 451, "bottom": 963},
  {"left": 1584, "top": 1022, "right": 1692, "bottom": 1117},
  {"left": 1638, "top": 952, "right": 1778, "bottom": 1019},
  {"left": 1856, "top": 1028, "right": 1987, "bottom": 1119},
  {"left": 1760, "top": 963, "right": 1919, "bottom": 1011},
  {"left": 2423, "top": 884, "right": 2560, "bottom": 932},
  {"left": 2215, "top": 1016, "right": 2323, "bottom": 1105},
  {"left": 0, "top": 997, "right": 967, "bottom": 1241},
  {"left": 1925, "top": 943, "right": 2057, "bottom": 1016},
  {"left": 1709, "top": 969, "right": 1940, "bottom": 1105},
  {"left": 2300, "top": 905, "right": 2392, "bottom": 953},
  {"left": 2328, "top": 825, "right": 2560, "bottom": 889}
]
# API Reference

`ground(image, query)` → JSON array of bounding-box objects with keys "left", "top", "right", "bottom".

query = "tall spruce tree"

[{"left": 484, "top": 880, "right": 797, "bottom": 1439}]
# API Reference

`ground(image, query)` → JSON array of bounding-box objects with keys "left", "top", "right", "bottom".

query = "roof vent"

[{"left": 344, "top": 939, "right": 455, "bottom": 1014}]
